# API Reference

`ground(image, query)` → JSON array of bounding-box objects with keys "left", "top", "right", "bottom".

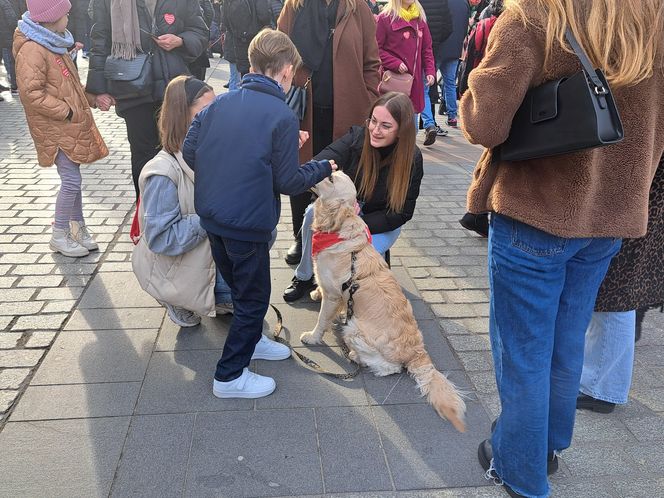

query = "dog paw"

[
  {"left": 300, "top": 331, "right": 323, "bottom": 345},
  {"left": 310, "top": 287, "right": 322, "bottom": 301}
]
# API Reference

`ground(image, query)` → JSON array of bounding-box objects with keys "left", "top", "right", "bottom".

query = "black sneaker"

[
  {"left": 489, "top": 419, "right": 559, "bottom": 475},
  {"left": 285, "top": 238, "right": 302, "bottom": 265},
  {"left": 435, "top": 125, "right": 449, "bottom": 137},
  {"left": 576, "top": 393, "right": 616, "bottom": 413},
  {"left": 283, "top": 276, "right": 316, "bottom": 302},
  {"left": 423, "top": 126, "right": 437, "bottom": 146},
  {"left": 478, "top": 440, "right": 525, "bottom": 497}
]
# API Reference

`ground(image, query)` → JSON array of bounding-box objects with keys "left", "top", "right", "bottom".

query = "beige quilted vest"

[{"left": 131, "top": 151, "right": 216, "bottom": 317}]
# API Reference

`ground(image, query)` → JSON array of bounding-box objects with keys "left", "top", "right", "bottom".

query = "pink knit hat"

[{"left": 27, "top": 0, "right": 71, "bottom": 23}]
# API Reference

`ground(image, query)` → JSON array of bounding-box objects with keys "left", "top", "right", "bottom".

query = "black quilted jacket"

[{"left": 419, "top": 0, "right": 452, "bottom": 59}]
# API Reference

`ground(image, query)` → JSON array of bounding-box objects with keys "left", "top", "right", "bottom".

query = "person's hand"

[
  {"left": 398, "top": 62, "right": 408, "bottom": 74},
  {"left": 95, "top": 93, "right": 115, "bottom": 111},
  {"left": 426, "top": 75, "right": 435, "bottom": 87},
  {"left": 155, "top": 34, "right": 183, "bottom": 51},
  {"left": 298, "top": 130, "right": 309, "bottom": 149},
  {"left": 328, "top": 159, "right": 338, "bottom": 171}
]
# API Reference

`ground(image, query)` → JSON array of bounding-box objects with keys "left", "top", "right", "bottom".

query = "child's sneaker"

[
  {"left": 251, "top": 334, "right": 291, "bottom": 360},
  {"left": 50, "top": 227, "right": 89, "bottom": 257},
  {"left": 447, "top": 117, "right": 458, "bottom": 128},
  {"left": 164, "top": 303, "right": 201, "bottom": 327},
  {"left": 70, "top": 221, "right": 99, "bottom": 251},
  {"left": 213, "top": 368, "right": 276, "bottom": 398},
  {"left": 215, "top": 302, "right": 234, "bottom": 315},
  {"left": 423, "top": 126, "right": 437, "bottom": 146}
]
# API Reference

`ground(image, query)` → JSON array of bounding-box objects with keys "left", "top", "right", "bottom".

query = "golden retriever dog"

[{"left": 301, "top": 171, "right": 466, "bottom": 432}]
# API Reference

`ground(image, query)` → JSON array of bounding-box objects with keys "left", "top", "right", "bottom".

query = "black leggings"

[
  {"left": 289, "top": 106, "right": 334, "bottom": 238},
  {"left": 123, "top": 102, "right": 162, "bottom": 199}
]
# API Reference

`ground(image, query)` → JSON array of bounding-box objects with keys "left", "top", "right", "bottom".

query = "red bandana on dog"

[{"left": 311, "top": 227, "right": 372, "bottom": 257}]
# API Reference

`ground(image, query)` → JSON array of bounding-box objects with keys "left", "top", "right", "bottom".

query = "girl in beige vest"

[{"left": 131, "top": 75, "right": 231, "bottom": 327}]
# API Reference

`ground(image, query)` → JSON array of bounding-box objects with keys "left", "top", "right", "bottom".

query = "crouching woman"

[
  {"left": 284, "top": 92, "right": 424, "bottom": 302},
  {"left": 132, "top": 76, "right": 233, "bottom": 327}
]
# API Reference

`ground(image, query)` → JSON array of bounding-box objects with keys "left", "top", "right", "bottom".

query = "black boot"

[
  {"left": 576, "top": 393, "right": 616, "bottom": 413},
  {"left": 283, "top": 276, "right": 316, "bottom": 302},
  {"left": 635, "top": 306, "right": 647, "bottom": 343},
  {"left": 285, "top": 238, "right": 302, "bottom": 265},
  {"left": 490, "top": 419, "right": 559, "bottom": 475},
  {"left": 477, "top": 440, "right": 525, "bottom": 497}
]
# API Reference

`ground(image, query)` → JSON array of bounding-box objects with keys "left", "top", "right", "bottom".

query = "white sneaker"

[
  {"left": 251, "top": 334, "right": 291, "bottom": 361},
  {"left": 50, "top": 227, "right": 89, "bottom": 257},
  {"left": 70, "top": 220, "right": 99, "bottom": 251},
  {"left": 213, "top": 367, "right": 276, "bottom": 399},
  {"left": 164, "top": 303, "right": 201, "bottom": 327},
  {"left": 215, "top": 302, "right": 234, "bottom": 315}
]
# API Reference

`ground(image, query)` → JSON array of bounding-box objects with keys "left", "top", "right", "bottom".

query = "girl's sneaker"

[
  {"left": 164, "top": 303, "right": 201, "bottom": 328},
  {"left": 447, "top": 117, "right": 458, "bottom": 128},
  {"left": 70, "top": 221, "right": 99, "bottom": 251},
  {"left": 50, "top": 227, "right": 89, "bottom": 257}
]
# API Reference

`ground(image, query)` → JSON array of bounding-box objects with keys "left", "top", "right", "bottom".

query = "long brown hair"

[
  {"left": 356, "top": 92, "right": 416, "bottom": 213},
  {"left": 505, "top": 0, "right": 664, "bottom": 87},
  {"left": 158, "top": 76, "right": 213, "bottom": 154}
]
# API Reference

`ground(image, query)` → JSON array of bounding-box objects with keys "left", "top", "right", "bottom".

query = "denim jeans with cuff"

[{"left": 488, "top": 214, "right": 621, "bottom": 497}]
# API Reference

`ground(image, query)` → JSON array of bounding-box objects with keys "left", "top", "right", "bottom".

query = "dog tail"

[{"left": 406, "top": 355, "right": 466, "bottom": 432}]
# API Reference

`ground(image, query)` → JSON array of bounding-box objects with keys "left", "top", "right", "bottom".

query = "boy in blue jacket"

[{"left": 183, "top": 29, "right": 336, "bottom": 399}]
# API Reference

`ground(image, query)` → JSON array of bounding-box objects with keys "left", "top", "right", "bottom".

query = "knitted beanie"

[{"left": 27, "top": 0, "right": 72, "bottom": 23}]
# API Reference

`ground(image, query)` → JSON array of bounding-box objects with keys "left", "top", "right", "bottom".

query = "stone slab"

[
  {"left": 0, "top": 349, "right": 45, "bottom": 368},
  {"left": 110, "top": 414, "right": 195, "bottom": 498},
  {"left": 10, "top": 382, "right": 141, "bottom": 421},
  {"left": 372, "top": 402, "right": 492, "bottom": 490},
  {"left": 32, "top": 329, "right": 158, "bottom": 385},
  {"left": 316, "top": 406, "right": 393, "bottom": 493},
  {"left": 78, "top": 272, "right": 159, "bottom": 309},
  {"left": 64, "top": 308, "right": 165, "bottom": 331},
  {"left": 135, "top": 350, "right": 253, "bottom": 414},
  {"left": 186, "top": 409, "right": 323, "bottom": 497},
  {"left": 0, "top": 368, "right": 31, "bottom": 389},
  {"left": 254, "top": 348, "right": 369, "bottom": 409},
  {"left": 0, "top": 417, "right": 130, "bottom": 498}
]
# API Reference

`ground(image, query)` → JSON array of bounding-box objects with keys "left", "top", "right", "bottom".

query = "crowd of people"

[{"left": 2, "top": 0, "right": 664, "bottom": 497}]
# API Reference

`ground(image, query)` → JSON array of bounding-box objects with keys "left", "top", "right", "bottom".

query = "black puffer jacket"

[
  {"left": 0, "top": 0, "right": 17, "bottom": 49},
  {"left": 315, "top": 126, "right": 424, "bottom": 234},
  {"left": 87, "top": 0, "right": 208, "bottom": 115},
  {"left": 419, "top": 0, "right": 452, "bottom": 60}
]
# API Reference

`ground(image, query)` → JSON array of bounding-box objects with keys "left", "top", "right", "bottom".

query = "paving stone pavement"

[{"left": 1, "top": 59, "right": 664, "bottom": 497}]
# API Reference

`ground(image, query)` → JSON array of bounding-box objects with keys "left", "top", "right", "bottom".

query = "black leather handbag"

[
  {"left": 103, "top": 53, "right": 153, "bottom": 101},
  {"left": 496, "top": 29, "right": 624, "bottom": 162},
  {"left": 285, "top": 77, "right": 310, "bottom": 121}
]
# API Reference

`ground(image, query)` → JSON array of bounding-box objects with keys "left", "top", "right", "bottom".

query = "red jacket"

[{"left": 376, "top": 13, "right": 435, "bottom": 112}]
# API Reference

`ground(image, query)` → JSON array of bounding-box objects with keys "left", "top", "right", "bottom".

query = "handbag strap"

[
  {"left": 412, "top": 21, "right": 421, "bottom": 74},
  {"left": 564, "top": 28, "right": 608, "bottom": 95}
]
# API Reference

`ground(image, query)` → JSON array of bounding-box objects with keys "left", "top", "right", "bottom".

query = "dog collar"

[{"left": 311, "top": 227, "right": 372, "bottom": 257}]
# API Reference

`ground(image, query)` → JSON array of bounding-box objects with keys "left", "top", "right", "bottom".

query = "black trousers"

[
  {"left": 289, "top": 105, "right": 334, "bottom": 238},
  {"left": 123, "top": 102, "right": 161, "bottom": 199}
]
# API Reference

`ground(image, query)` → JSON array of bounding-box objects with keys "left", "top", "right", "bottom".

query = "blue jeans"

[
  {"left": 488, "top": 214, "right": 621, "bottom": 497},
  {"left": 2, "top": 48, "right": 16, "bottom": 89},
  {"left": 208, "top": 234, "right": 271, "bottom": 382},
  {"left": 295, "top": 204, "right": 401, "bottom": 281},
  {"left": 421, "top": 75, "right": 436, "bottom": 129},
  {"left": 438, "top": 59, "right": 458, "bottom": 120},
  {"left": 228, "top": 63, "right": 241, "bottom": 90},
  {"left": 580, "top": 311, "right": 635, "bottom": 404}
]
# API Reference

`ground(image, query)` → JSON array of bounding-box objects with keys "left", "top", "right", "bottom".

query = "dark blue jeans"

[
  {"left": 488, "top": 214, "right": 621, "bottom": 497},
  {"left": 208, "top": 233, "right": 271, "bottom": 382}
]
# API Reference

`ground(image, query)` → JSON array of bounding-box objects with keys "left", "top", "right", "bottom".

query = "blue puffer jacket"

[{"left": 183, "top": 73, "right": 333, "bottom": 243}]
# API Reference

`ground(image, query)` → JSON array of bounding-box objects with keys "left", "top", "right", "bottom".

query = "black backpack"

[{"left": 223, "top": 0, "right": 272, "bottom": 42}]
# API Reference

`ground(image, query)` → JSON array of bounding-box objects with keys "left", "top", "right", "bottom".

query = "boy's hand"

[
  {"left": 95, "top": 93, "right": 115, "bottom": 111},
  {"left": 329, "top": 160, "right": 338, "bottom": 171},
  {"left": 298, "top": 130, "right": 309, "bottom": 149}
]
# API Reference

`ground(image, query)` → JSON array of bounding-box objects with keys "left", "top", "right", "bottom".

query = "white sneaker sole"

[
  {"left": 213, "top": 382, "right": 276, "bottom": 399},
  {"left": 49, "top": 242, "right": 89, "bottom": 258},
  {"left": 165, "top": 309, "right": 201, "bottom": 328}
]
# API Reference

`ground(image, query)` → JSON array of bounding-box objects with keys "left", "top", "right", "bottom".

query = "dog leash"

[{"left": 270, "top": 304, "right": 361, "bottom": 381}]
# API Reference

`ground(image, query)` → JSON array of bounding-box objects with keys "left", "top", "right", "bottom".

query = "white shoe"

[
  {"left": 50, "top": 227, "right": 89, "bottom": 257},
  {"left": 251, "top": 334, "right": 291, "bottom": 361},
  {"left": 215, "top": 302, "right": 234, "bottom": 315},
  {"left": 213, "top": 367, "right": 276, "bottom": 399},
  {"left": 164, "top": 303, "right": 201, "bottom": 327},
  {"left": 70, "top": 220, "right": 99, "bottom": 251}
]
